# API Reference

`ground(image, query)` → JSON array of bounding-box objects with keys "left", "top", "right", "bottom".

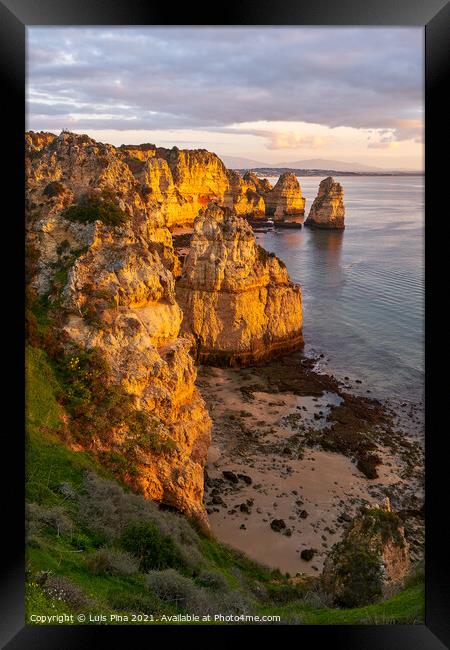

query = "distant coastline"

[{"left": 233, "top": 167, "right": 424, "bottom": 177}]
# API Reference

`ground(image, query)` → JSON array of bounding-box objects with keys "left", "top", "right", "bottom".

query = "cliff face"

[
  {"left": 25, "top": 131, "right": 309, "bottom": 228},
  {"left": 176, "top": 203, "right": 303, "bottom": 365},
  {"left": 155, "top": 148, "right": 230, "bottom": 226},
  {"left": 305, "top": 176, "right": 345, "bottom": 229},
  {"left": 25, "top": 131, "right": 304, "bottom": 525},
  {"left": 61, "top": 222, "right": 212, "bottom": 527},
  {"left": 243, "top": 171, "right": 273, "bottom": 196},
  {"left": 223, "top": 170, "right": 265, "bottom": 217},
  {"left": 25, "top": 130, "right": 57, "bottom": 154},
  {"left": 26, "top": 131, "right": 212, "bottom": 528},
  {"left": 264, "top": 172, "right": 306, "bottom": 221}
]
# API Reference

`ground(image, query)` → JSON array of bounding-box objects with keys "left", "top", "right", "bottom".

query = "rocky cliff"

[
  {"left": 26, "top": 131, "right": 310, "bottom": 229},
  {"left": 305, "top": 176, "right": 345, "bottom": 229},
  {"left": 25, "top": 131, "right": 304, "bottom": 525},
  {"left": 176, "top": 203, "right": 303, "bottom": 365},
  {"left": 322, "top": 499, "right": 411, "bottom": 606},
  {"left": 26, "top": 131, "right": 212, "bottom": 528},
  {"left": 243, "top": 170, "right": 273, "bottom": 196},
  {"left": 264, "top": 172, "right": 306, "bottom": 223},
  {"left": 223, "top": 170, "right": 265, "bottom": 217}
]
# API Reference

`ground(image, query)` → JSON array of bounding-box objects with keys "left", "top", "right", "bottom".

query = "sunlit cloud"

[
  {"left": 263, "top": 132, "right": 331, "bottom": 150},
  {"left": 26, "top": 26, "right": 424, "bottom": 169}
]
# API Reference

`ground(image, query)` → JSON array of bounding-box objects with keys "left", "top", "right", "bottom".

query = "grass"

[
  {"left": 25, "top": 340, "right": 424, "bottom": 626},
  {"left": 257, "top": 583, "right": 424, "bottom": 624}
]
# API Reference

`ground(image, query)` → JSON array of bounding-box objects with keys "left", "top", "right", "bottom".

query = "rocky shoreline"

[
  {"left": 25, "top": 130, "right": 423, "bottom": 589},
  {"left": 199, "top": 351, "right": 424, "bottom": 576}
]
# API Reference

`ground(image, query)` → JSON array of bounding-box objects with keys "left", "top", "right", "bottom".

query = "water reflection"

[
  {"left": 307, "top": 229, "right": 343, "bottom": 264},
  {"left": 255, "top": 176, "right": 424, "bottom": 400}
]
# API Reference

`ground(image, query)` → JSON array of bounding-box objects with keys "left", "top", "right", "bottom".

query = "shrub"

[
  {"left": 302, "top": 583, "right": 334, "bottom": 609},
  {"left": 145, "top": 569, "right": 198, "bottom": 609},
  {"left": 43, "top": 181, "right": 65, "bottom": 198},
  {"left": 85, "top": 547, "right": 139, "bottom": 577},
  {"left": 62, "top": 192, "right": 129, "bottom": 227},
  {"left": 329, "top": 542, "right": 384, "bottom": 608},
  {"left": 215, "top": 589, "right": 253, "bottom": 615},
  {"left": 76, "top": 472, "right": 202, "bottom": 567},
  {"left": 146, "top": 568, "right": 253, "bottom": 616},
  {"left": 26, "top": 503, "right": 73, "bottom": 538},
  {"left": 43, "top": 575, "right": 91, "bottom": 610},
  {"left": 120, "top": 522, "right": 182, "bottom": 572},
  {"left": 196, "top": 570, "right": 229, "bottom": 591}
]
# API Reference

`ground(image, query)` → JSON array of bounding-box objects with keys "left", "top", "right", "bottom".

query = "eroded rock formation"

[
  {"left": 322, "top": 499, "right": 411, "bottom": 606},
  {"left": 305, "top": 176, "right": 345, "bottom": 229},
  {"left": 26, "top": 131, "right": 212, "bottom": 528},
  {"left": 25, "top": 131, "right": 304, "bottom": 526},
  {"left": 26, "top": 131, "right": 311, "bottom": 229},
  {"left": 264, "top": 172, "right": 305, "bottom": 223},
  {"left": 176, "top": 203, "right": 303, "bottom": 365},
  {"left": 242, "top": 170, "right": 273, "bottom": 196},
  {"left": 61, "top": 222, "right": 212, "bottom": 527},
  {"left": 223, "top": 170, "right": 265, "bottom": 217}
]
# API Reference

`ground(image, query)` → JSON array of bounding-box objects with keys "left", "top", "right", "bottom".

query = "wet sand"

[{"left": 198, "top": 360, "right": 424, "bottom": 577}]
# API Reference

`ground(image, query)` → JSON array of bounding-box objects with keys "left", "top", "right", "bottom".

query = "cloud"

[
  {"left": 367, "top": 141, "right": 400, "bottom": 150},
  {"left": 263, "top": 132, "right": 330, "bottom": 150},
  {"left": 392, "top": 118, "right": 423, "bottom": 142},
  {"left": 26, "top": 27, "right": 423, "bottom": 141}
]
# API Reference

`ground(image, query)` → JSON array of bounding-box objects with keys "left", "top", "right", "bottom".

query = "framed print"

[{"left": 1, "top": 0, "right": 449, "bottom": 647}]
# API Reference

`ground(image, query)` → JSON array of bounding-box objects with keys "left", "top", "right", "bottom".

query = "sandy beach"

[{"left": 199, "top": 356, "right": 424, "bottom": 576}]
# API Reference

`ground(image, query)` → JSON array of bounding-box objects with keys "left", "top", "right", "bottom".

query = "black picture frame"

[{"left": 2, "top": 0, "right": 448, "bottom": 646}]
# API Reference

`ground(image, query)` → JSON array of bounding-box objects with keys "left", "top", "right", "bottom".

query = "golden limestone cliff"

[
  {"left": 26, "top": 132, "right": 212, "bottom": 529},
  {"left": 61, "top": 223, "right": 212, "bottom": 528},
  {"left": 264, "top": 172, "right": 306, "bottom": 224},
  {"left": 305, "top": 176, "right": 345, "bottom": 229},
  {"left": 157, "top": 147, "right": 230, "bottom": 225},
  {"left": 25, "top": 130, "right": 57, "bottom": 154},
  {"left": 176, "top": 203, "right": 303, "bottom": 365},
  {"left": 242, "top": 170, "right": 274, "bottom": 196},
  {"left": 25, "top": 131, "right": 306, "bottom": 228},
  {"left": 25, "top": 131, "right": 303, "bottom": 527},
  {"left": 223, "top": 170, "right": 265, "bottom": 217}
]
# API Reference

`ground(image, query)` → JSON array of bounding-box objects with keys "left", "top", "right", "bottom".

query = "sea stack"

[
  {"left": 264, "top": 172, "right": 305, "bottom": 224},
  {"left": 305, "top": 176, "right": 345, "bottom": 230},
  {"left": 322, "top": 500, "right": 411, "bottom": 605},
  {"left": 176, "top": 203, "right": 303, "bottom": 365}
]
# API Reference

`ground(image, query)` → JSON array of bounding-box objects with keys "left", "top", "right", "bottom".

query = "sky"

[{"left": 27, "top": 27, "right": 424, "bottom": 170}]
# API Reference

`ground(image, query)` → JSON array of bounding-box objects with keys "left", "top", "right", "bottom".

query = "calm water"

[{"left": 256, "top": 176, "right": 424, "bottom": 403}]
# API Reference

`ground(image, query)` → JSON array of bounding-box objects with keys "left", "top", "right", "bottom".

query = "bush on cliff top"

[
  {"left": 120, "top": 522, "right": 183, "bottom": 572},
  {"left": 43, "top": 180, "right": 66, "bottom": 198},
  {"left": 62, "top": 191, "right": 129, "bottom": 226}
]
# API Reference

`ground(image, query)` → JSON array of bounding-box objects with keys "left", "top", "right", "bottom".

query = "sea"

[{"left": 255, "top": 176, "right": 424, "bottom": 405}]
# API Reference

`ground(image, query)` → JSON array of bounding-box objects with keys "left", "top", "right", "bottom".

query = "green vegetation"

[
  {"left": 26, "top": 292, "right": 176, "bottom": 484},
  {"left": 120, "top": 523, "right": 182, "bottom": 572},
  {"left": 25, "top": 309, "right": 424, "bottom": 626},
  {"left": 361, "top": 507, "right": 405, "bottom": 546},
  {"left": 325, "top": 542, "right": 384, "bottom": 608},
  {"left": 62, "top": 191, "right": 129, "bottom": 226}
]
